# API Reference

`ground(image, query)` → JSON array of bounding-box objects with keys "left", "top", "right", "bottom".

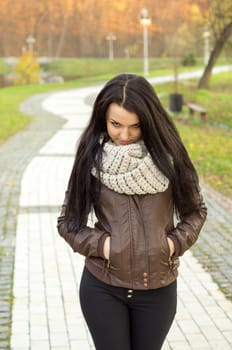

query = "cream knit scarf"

[{"left": 91, "top": 141, "right": 169, "bottom": 195}]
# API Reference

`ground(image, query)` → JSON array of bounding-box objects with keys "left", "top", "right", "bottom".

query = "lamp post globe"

[{"left": 26, "top": 34, "right": 36, "bottom": 54}]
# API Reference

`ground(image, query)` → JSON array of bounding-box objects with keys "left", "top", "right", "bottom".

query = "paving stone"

[
  {"left": 49, "top": 332, "right": 69, "bottom": 347},
  {"left": 208, "top": 340, "right": 231, "bottom": 350},
  {"left": 177, "top": 319, "right": 201, "bottom": 334},
  {"left": 10, "top": 334, "right": 30, "bottom": 348},
  {"left": 0, "top": 334, "right": 7, "bottom": 341},
  {"left": 31, "top": 341, "right": 50, "bottom": 350},
  {"left": 168, "top": 341, "right": 192, "bottom": 350},
  {"left": 70, "top": 340, "right": 93, "bottom": 350}
]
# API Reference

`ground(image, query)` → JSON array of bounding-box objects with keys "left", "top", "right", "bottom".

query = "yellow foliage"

[
  {"left": 208, "top": 0, "right": 232, "bottom": 29},
  {"left": 190, "top": 4, "right": 204, "bottom": 24},
  {"left": 114, "top": 1, "right": 126, "bottom": 11},
  {"left": 13, "top": 51, "right": 41, "bottom": 85}
]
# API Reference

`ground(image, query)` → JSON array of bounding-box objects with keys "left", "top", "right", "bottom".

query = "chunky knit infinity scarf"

[{"left": 91, "top": 141, "right": 169, "bottom": 195}]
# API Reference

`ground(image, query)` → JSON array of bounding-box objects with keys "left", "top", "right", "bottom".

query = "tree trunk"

[
  {"left": 55, "top": 16, "right": 67, "bottom": 58},
  {"left": 198, "top": 21, "right": 232, "bottom": 89},
  {"left": 47, "top": 7, "right": 53, "bottom": 58}
]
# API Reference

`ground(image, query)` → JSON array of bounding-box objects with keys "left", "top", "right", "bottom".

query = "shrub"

[
  {"left": 13, "top": 51, "right": 41, "bottom": 85},
  {"left": 181, "top": 53, "right": 197, "bottom": 66}
]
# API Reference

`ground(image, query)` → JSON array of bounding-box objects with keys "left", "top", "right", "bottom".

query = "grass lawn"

[
  {"left": 44, "top": 57, "right": 207, "bottom": 79},
  {"left": 0, "top": 78, "right": 104, "bottom": 144},
  {"left": 155, "top": 71, "right": 232, "bottom": 197},
  {"left": 175, "top": 120, "right": 232, "bottom": 197},
  {"left": 155, "top": 70, "right": 232, "bottom": 128},
  {"left": 0, "top": 58, "right": 207, "bottom": 144},
  {"left": 0, "top": 59, "right": 231, "bottom": 198}
]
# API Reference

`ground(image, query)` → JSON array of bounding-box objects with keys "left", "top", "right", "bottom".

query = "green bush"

[{"left": 181, "top": 53, "right": 197, "bottom": 66}]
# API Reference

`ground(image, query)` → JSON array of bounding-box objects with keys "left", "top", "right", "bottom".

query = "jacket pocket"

[
  {"left": 160, "top": 235, "right": 171, "bottom": 269},
  {"left": 163, "top": 236, "right": 180, "bottom": 271},
  {"left": 108, "top": 235, "right": 121, "bottom": 271}
]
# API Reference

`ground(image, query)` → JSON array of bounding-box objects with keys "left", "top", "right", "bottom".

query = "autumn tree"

[
  {"left": 0, "top": 0, "right": 221, "bottom": 60},
  {"left": 198, "top": 0, "right": 232, "bottom": 88}
]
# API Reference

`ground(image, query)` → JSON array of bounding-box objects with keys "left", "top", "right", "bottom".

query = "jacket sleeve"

[
  {"left": 167, "top": 192, "right": 207, "bottom": 257},
  {"left": 57, "top": 190, "right": 109, "bottom": 259}
]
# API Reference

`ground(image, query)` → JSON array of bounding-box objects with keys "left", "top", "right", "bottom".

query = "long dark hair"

[{"left": 65, "top": 73, "right": 199, "bottom": 232}]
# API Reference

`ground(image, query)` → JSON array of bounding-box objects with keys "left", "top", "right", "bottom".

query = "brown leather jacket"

[{"left": 57, "top": 183, "right": 207, "bottom": 290}]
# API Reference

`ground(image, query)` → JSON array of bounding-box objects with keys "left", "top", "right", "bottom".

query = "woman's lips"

[{"left": 119, "top": 141, "right": 132, "bottom": 145}]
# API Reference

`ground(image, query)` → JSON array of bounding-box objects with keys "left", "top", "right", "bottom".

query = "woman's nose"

[{"left": 120, "top": 128, "right": 129, "bottom": 140}]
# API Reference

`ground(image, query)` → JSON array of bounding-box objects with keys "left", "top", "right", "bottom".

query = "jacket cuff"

[
  {"left": 167, "top": 235, "right": 181, "bottom": 257},
  {"left": 97, "top": 233, "right": 110, "bottom": 259},
  {"left": 64, "top": 231, "right": 76, "bottom": 247}
]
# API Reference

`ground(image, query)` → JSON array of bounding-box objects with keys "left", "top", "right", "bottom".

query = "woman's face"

[{"left": 106, "top": 103, "right": 142, "bottom": 146}]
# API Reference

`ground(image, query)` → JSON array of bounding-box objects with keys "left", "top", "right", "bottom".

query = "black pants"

[{"left": 79, "top": 267, "right": 177, "bottom": 350}]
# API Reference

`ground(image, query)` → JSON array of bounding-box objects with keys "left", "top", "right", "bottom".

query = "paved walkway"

[
  {"left": 0, "top": 93, "right": 65, "bottom": 349},
  {"left": 8, "top": 85, "right": 232, "bottom": 350}
]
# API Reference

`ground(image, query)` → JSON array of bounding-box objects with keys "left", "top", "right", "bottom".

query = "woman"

[{"left": 57, "top": 73, "right": 207, "bottom": 350}]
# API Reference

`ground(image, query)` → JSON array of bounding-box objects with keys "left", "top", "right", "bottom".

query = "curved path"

[{"left": 9, "top": 84, "right": 232, "bottom": 350}]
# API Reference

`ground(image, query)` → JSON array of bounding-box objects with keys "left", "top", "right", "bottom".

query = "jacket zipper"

[
  {"left": 138, "top": 199, "right": 150, "bottom": 285},
  {"left": 127, "top": 196, "right": 134, "bottom": 288}
]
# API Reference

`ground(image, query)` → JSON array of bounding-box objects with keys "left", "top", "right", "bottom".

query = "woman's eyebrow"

[{"left": 110, "top": 118, "right": 121, "bottom": 124}]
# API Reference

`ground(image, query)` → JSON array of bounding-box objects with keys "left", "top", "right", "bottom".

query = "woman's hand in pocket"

[
  {"left": 167, "top": 237, "right": 175, "bottom": 257},
  {"left": 103, "top": 236, "right": 111, "bottom": 260}
]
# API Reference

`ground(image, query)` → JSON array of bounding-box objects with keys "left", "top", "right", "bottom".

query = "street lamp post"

[
  {"left": 106, "top": 32, "right": 116, "bottom": 61},
  {"left": 26, "top": 34, "right": 36, "bottom": 54},
  {"left": 203, "top": 26, "right": 210, "bottom": 66},
  {"left": 140, "top": 8, "right": 151, "bottom": 76}
]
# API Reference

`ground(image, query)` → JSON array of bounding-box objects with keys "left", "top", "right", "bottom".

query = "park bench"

[{"left": 187, "top": 103, "right": 207, "bottom": 121}]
